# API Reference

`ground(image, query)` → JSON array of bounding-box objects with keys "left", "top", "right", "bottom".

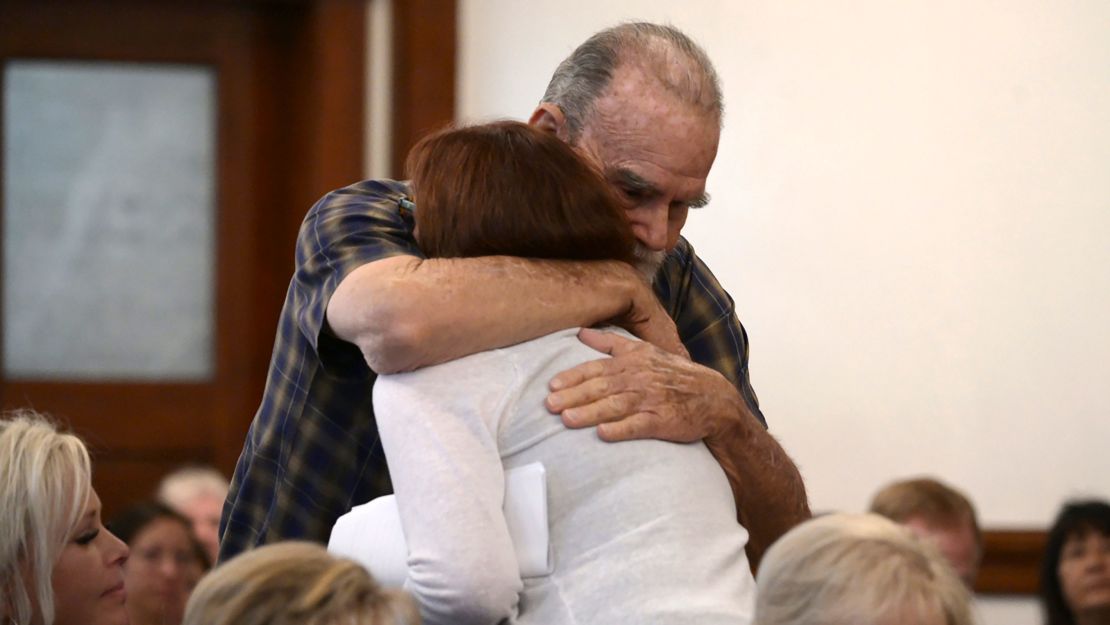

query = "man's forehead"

[{"left": 580, "top": 104, "right": 719, "bottom": 184}]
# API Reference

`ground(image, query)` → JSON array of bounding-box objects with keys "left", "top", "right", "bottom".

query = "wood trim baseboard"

[{"left": 976, "top": 530, "right": 1047, "bottom": 595}]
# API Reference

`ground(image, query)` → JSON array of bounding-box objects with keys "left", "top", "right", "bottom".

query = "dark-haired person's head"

[
  {"left": 110, "top": 501, "right": 208, "bottom": 625},
  {"left": 1040, "top": 500, "right": 1110, "bottom": 625},
  {"left": 407, "top": 120, "right": 642, "bottom": 273}
]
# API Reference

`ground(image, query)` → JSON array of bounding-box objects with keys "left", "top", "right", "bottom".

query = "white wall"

[{"left": 456, "top": 2, "right": 1110, "bottom": 623}]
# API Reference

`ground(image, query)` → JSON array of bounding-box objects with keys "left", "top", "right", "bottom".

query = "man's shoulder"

[
  {"left": 310, "top": 178, "right": 412, "bottom": 214},
  {"left": 658, "top": 236, "right": 711, "bottom": 280},
  {"left": 655, "top": 236, "right": 731, "bottom": 307},
  {"left": 340, "top": 178, "right": 412, "bottom": 197},
  {"left": 661, "top": 236, "right": 731, "bottom": 290},
  {"left": 296, "top": 177, "right": 419, "bottom": 258},
  {"left": 662, "top": 235, "right": 696, "bottom": 268}
]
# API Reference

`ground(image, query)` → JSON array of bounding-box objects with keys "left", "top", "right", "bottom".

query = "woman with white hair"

[
  {"left": 0, "top": 409, "right": 130, "bottom": 625},
  {"left": 157, "top": 464, "right": 229, "bottom": 565},
  {"left": 755, "top": 513, "right": 973, "bottom": 625}
]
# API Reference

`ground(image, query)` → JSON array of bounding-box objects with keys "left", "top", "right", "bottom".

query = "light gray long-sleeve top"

[{"left": 373, "top": 327, "right": 756, "bottom": 625}]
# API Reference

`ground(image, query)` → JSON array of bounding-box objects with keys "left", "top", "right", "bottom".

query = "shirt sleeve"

[
  {"left": 372, "top": 354, "right": 523, "bottom": 625},
  {"left": 292, "top": 179, "right": 423, "bottom": 375},
  {"left": 655, "top": 238, "right": 767, "bottom": 427}
]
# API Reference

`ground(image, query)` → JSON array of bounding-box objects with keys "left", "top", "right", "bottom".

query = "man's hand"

[
  {"left": 545, "top": 328, "right": 724, "bottom": 442},
  {"left": 546, "top": 327, "right": 811, "bottom": 569}
]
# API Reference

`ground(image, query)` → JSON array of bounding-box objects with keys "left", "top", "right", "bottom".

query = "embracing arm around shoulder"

[
  {"left": 697, "top": 372, "right": 812, "bottom": 569},
  {"left": 546, "top": 329, "right": 810, "bottom": 569},
  {"left": 327, "top": 255, "right": 685, "bottom": 374},
  {"left": 542, "top": 245, "right": 811, "bottom": 568},
  {"left": 373, "top": 358, "right": 522, "bottom": 625}
]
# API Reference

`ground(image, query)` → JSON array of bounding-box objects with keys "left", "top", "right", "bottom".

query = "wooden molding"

[
  {"left": 390, "top": 0, "right": 457, "bottom": 178},
  {"left": 976, "top": 529, "right": 1047, "bottom": 595},
  {"left": 0, "top": 0, "right": 367, "bottom": 517}
]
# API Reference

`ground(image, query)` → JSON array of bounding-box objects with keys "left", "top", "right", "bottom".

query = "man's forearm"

[
  {"left": 327, "top": 255, "right": 658, "bottom": 374},
  {"left": 705, "top": 391, "right": 811, "bottom": 570}
]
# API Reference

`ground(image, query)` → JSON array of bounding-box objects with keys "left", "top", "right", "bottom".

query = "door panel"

[{"left": 0, "top": 0, "right": 366, "bottom": 518}]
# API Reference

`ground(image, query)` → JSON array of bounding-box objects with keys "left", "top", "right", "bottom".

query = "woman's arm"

[{"left": 372, "top": 355, "right": 523, "bottom": 625}]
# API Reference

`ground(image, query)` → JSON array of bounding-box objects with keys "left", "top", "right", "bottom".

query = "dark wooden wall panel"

[
  {"left": 0, "top": 0, "right": 366, "bottom": 519},
  {"left": 977, "top": 529, "right": 1047, "bottom": 595},
  {"left": 391, "top": 0, "right": 457, "bottom": 178}
]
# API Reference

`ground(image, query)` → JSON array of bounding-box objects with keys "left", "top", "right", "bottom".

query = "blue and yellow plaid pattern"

[{"left": 218, "top": 178, "right": 764, "bottom": 561}]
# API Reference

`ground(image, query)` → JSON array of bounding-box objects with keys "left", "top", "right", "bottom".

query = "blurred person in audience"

[
  {"left": 0, "top": 409, "right": 129, "bottom": 625},
  {"left": 755, "top": 513, "right": 973, "bottom": 625},
  {"left": 110, "top": 501, "right": 209, "bottom": 625},
  {"left": 870, "top": 476, "right": 982, "bottom": 587},
  {"left": 157, "top": 464, "right": 228, "bottom": 565},
  {"left": 1040, "top": 500, "right": 1110, "bottom": 625},
  {"left": 183, "top": 541, "right": 418, "bottom": 625},
  {"left": 365, "top": 120, "right": 755, "bottom": 624}
]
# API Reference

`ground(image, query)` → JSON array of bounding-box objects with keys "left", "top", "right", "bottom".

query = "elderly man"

[{"left": 220, "top": 22, "right": 810, "bottom": 568}]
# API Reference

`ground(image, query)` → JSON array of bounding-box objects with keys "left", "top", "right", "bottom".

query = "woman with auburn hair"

[
  {"left": 754, "top": 513, "right": 972, "bottom": 625},
  {"left": 182, "top": 541, "right": 417, "bottom": 625},
  {"left": 367, "top": 121, "right": 754, "bottom": 625},
  {"left": 0, "top": 410, "right": 130, "bottom": 625},
  {"left": 1040, "top": 500, "right": 1110, "bottom": 625}
]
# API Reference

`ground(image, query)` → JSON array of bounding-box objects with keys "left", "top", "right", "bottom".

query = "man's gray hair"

[{"left": 540, "top": 22, "right": 723, "bottom": 141}]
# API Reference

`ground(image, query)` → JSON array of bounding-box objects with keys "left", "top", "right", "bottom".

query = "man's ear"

[{"left": 529, "top": 103, "right": 569, "bottom": 140}]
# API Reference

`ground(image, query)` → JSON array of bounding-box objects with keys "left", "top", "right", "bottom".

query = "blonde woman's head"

[
  {"left": 184, "top": 541, "right": 419, "bottom": 625},
  {"left": 1, "top": 409, "right": 129, "bottom": 625},
  {"left": 755, "top": 513, "right": 973, "bottom": 625}
]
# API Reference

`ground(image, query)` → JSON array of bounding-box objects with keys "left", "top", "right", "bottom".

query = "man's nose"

[{"left": 628, "top": 204, "right": 669, "bottom": 251}]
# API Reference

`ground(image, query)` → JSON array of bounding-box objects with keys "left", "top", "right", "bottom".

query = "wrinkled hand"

[{"left": 545, "top": 328, "right": 737, "bottom": 442}]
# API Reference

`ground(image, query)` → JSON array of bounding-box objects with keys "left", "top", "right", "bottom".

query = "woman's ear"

[{"left": 529, "top": 103, "right": 569, "bottom": 140}]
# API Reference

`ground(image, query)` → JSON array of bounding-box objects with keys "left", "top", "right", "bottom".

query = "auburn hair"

[
  {"left": 869, "top": 477, "right": 981, "bottom": 545},
  {"left": 405, "top": 120, "right": 638, "bottom": 265}
]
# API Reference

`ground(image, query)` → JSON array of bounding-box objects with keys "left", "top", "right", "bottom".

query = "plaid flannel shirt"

[{"left": 218, "top": 178, "right": 765, "bottom": 561}]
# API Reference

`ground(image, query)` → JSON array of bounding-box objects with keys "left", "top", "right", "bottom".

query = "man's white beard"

[{"left": 634, "top": 244, "right": 666, "bottom": 284}]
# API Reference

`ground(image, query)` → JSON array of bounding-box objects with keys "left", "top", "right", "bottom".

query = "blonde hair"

[
  {"left": 183, "top": 541, "right": 419, "bottom": 625},
  {"left": 755, "top": 513, "right": 973, "bottom": 625},
  {"left": 0, "top": 410, "right": 92, "bottom": 625}
]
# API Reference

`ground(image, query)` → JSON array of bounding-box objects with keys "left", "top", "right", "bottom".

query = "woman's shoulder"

[
  {"left": 496, "top": 326, "right": 638, "bottom": 370},
  {"left": 373, "top": 326, "right": 640, "bottom": 398}
]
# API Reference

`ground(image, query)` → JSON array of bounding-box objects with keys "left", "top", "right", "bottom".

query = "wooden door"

[{"left": 0, "top": 0, "right": 366, "bottom": 518}]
